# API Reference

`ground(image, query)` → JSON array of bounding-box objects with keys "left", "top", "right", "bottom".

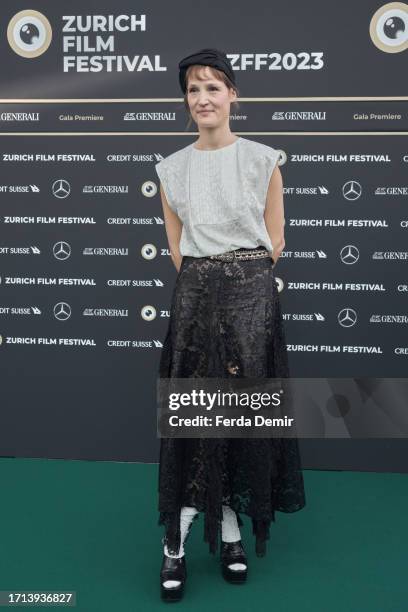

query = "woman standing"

[{"left": 155, "top": 48, "right": 306, "bottom": 602}]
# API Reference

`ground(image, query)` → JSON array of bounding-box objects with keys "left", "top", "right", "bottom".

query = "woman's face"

[{"left": 186, "top": 66, "right": 236, "bottom": 128}]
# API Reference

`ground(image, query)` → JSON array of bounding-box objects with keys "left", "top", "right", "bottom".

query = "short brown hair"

[{"left": 182, "top": 64, "right": 240, "bottom": 130}]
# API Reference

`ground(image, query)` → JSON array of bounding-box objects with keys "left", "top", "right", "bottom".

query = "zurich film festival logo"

[
  {"left": 370, "top": 2, "right": 408, "bottom": 53},
  {"left": 7, "top": 10, "right": 52, "bottom": 58}
]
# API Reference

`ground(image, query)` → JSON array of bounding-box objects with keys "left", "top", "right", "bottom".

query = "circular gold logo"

[
  {"left": 7, "top": 10, "right": 52, "bottom": 58},
  {"left": 369, "top": 2, "right": 408, "bottom": 53}
]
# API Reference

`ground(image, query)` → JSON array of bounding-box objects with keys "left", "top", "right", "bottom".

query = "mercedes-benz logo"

[
  {"left": 52, "top": 179, "right": 71, "bottom": 199},
  {"left": 342, "top": 181, "right": 362, "bottom": 201},
  {"left": 338, "top": 308, "right": 357, "bottom": 327},
  {"left": 53, "top": 241, "right": 71, "bottom": 260},
  {"left": 340, "top": 245, "right": 360, "bottom": 264},
  {"left": 54, "top": 302, "right": 71, "bottom": 321}
]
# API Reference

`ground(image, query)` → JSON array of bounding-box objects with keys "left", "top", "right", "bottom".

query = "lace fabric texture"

[{"left": 158, "top": 255, "right": 306, "bottom": 557}]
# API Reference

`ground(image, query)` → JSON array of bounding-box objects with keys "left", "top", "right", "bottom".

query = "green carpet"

[{"left": 0, "top": 458, "right": 406, "bottom": 611}]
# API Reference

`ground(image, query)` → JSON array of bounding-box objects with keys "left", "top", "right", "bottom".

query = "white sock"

[
  {"left": 221, "top": 505, "right": 246, "bottom": 571},
  {"left": 162, "top": 506, "right": 199, "bottom": 589},
  {"left": 221, "top": 505, "right": 241, "bottom": 542}
]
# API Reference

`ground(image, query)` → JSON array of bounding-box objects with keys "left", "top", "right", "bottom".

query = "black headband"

[{"left": 178, "top": 47, "right": 236, "bottom": 94}]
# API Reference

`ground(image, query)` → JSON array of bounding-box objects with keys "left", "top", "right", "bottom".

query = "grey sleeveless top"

[{"left": 155, "top": 136, "right": 280, "bottom": 257}]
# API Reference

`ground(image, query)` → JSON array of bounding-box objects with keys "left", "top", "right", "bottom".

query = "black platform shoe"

[
  {"left": 160, "top": 553, "right": 187, "bottom": 602},
  {"left": 220, "top": 540, "right": 248, "bottom": 584}
]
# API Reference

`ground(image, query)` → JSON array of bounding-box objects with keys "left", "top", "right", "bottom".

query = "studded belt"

[{"left": 209, "top": 247, "right": 271, "bottom": 262}]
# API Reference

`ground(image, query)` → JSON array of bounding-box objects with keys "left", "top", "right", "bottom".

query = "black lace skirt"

[{"left": 157, "top": 250, "right": 306, "bottom": 557}]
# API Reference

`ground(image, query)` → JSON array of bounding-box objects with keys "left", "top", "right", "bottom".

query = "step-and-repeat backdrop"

[{"left": 1, "top": 1, "right": 407, "bottom": 469}]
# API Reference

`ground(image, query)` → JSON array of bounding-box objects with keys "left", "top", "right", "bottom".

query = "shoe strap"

[{"left": 221, "top": 541, "right": 247, "bottom": 564}]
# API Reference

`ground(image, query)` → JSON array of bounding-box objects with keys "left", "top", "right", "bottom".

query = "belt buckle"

[{"left": 224, "top": 251, "right": 235, "bottom": 262}]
